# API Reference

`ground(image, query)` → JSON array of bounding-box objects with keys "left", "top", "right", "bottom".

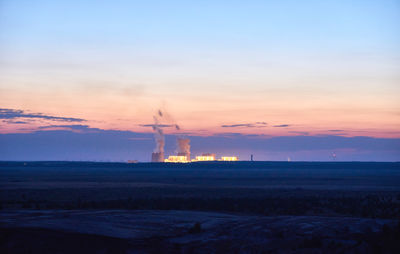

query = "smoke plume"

[
  {"left": 177, "top": 138, "right": 190, "bottom": 155},
  {"left": 152, "top": 115, "right": 165, "bottom": 153},
  {"left": 151, "top": 108, "right": 187, "bottom": 157}
]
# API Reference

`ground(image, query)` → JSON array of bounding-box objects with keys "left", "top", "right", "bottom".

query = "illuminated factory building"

[
  {"left": 220, "top": 156, "right": 238, "bottom": 161},
  {"left": 164, "top": 155, "right": 190, "bottom": 163},
  {"left": 194, "top": 153, "right": 216, "bottom": 161},
  {"left": 151, "top": 136, "right": 238, "bottom": 163},
  {"left": 164, "top": 153, "right": 238, "bottom": 163}
]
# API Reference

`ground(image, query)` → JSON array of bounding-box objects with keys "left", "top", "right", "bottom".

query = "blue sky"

[
  {"left": 0, "top": 0, "right": 399, "bottom": 161},
  {"left": 2, "top": 0, "right": 399, "bottom": 50}
]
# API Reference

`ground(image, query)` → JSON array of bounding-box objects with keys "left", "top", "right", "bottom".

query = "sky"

[{"left": 0, "top": 0, "right": 399, "bottom": 161}]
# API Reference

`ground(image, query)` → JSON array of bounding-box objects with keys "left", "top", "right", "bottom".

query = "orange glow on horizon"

[{"left": 1, "top": 88, "right": 399, "bottom": 138}]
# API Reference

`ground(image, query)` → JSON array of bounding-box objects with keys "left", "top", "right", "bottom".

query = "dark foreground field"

[{"left": 1, "top": 161, "right": 400, "bottom": 253}]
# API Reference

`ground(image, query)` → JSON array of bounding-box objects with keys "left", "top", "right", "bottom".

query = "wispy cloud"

[
  {"left": 289, "top": 131, "right": 309, "bottom": 135},
  {"left": 38, "top": 124, "right": 101, "bottom": 132},
  {"left": 139, "top": 124, "right": 176, "bottom": 128},
  {"left": 328, "top": 129, "right": 345, "bottom": 132},
  {"left": 3, "top": 119, "right": 29, "bottom": 124},
  {"left": 128, "top": 137, "right": 153, "bottom": 140},
  {"left": 0, "top": 108, "right": 85, "bottom": 122},
  {"left": 221, "top": 122, "right": 267, "bottom": 128},
  {"left": 273, "top": 124, "right": 290, "bottom": 128}
]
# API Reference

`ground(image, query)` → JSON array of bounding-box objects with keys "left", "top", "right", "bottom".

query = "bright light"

[
  {"left": 220, "top": 156, "right": 238, "bottom": 161},
  {"left": 193, "top": 154, "right": 216, "bottom": 161},
  {"left": 165, "top": 155, "right": 190, "bottom": 163},
  {"left": 164, "top": 154, "right": 238, "bottom": 163}
]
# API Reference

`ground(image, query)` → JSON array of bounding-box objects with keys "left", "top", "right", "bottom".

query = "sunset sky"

[{"left": 1, "top": 0, "right": 399, "bottom": 161}]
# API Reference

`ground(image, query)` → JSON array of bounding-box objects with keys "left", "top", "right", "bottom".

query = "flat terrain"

[
  {"left": 1, "top": 209, "right": 398, "bottom": 253},
  {"left": 1, "top": 161, "right": 400, "bottom": 253}
]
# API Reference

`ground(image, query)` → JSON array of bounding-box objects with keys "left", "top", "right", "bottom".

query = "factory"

[
  {"left": 163, "top": 154, "right": 238, "bottom": 163},
  {"left": 220, "top": 156, "right": 238, "bottom": 161},
  {"left": 150, "top": 111, "right": 238, "bottom": 163},
  {"left": 151, "top": 138, "right": 238, "bottom": 163},
  {"left": 194, "top": 153, "right": 216, "bottom": 161},
  {"left": 164, "top": 155, "right": 190, "bottom": 163}
]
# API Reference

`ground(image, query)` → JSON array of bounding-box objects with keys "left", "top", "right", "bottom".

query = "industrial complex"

[
  {"left": 151, "top": 138, "right": 238, "bottom": 163},
  {"left": 150, "top": 110, "right": 238, "bottom": 163}
]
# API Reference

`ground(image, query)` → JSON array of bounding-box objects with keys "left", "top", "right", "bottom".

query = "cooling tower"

[
  {"left": 177, "top": 138, "right": 190, "bottom": 161},
  {"left": 151, "top": 152, "right": 164, "bottom": 162}
]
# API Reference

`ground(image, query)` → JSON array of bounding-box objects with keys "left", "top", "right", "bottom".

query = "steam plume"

[
  {"left": 177, "top": 137, "right": 190, "bottom": 160},
  {"left": 152, "top": 115, "right": 164, "bottom": 153}
]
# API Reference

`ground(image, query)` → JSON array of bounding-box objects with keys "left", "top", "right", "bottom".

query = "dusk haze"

[
  {"left": 1, "top": 0, "right": 399, "bottom": 161},
  {"left": 1, "top": 1, "right": 400, "bottom": 253}
]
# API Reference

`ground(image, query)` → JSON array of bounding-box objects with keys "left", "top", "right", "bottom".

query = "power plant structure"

[
  {"left": 150, "top": 110, "right": 238, "bottom": 163},
  {"left": 164, "top": 153, "right": 238, "bottom": 163},
  {"left": 164, "top": 155, "right": 189, "bottom": 163},
  {"left": 195, "top": 153, "right": 216, "bottom": 161},
  {"left": 150, "top": 135, "right": 238, "bottom": 163},
  {"left": 155, "top": 137, "right": 238, "bottom": 163},
  {"left": 151, "top": 152, "right": 164, "bottom": 162},
  {"left": 220, "top": 156, "right": 239, "bottom": 161}
]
